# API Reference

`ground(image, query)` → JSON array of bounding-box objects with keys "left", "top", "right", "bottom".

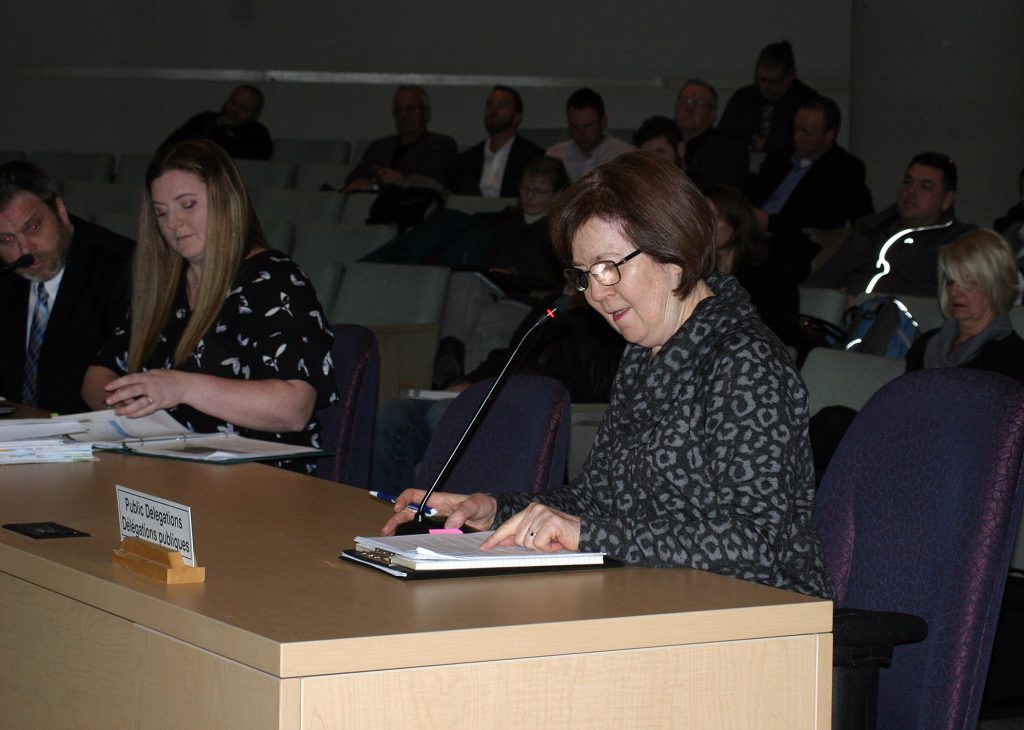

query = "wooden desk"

[{"left": 0, "top": 454, "right": 832, "bottom": 729}]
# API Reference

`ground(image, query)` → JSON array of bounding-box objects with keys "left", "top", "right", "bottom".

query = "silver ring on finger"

[{"left": 146, "top": 397, "right": 154, "bottom": 406}]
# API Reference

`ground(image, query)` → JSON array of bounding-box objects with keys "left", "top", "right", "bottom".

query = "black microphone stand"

[{"left": 395, "top": 296, "right": 573, "bottom": 535}]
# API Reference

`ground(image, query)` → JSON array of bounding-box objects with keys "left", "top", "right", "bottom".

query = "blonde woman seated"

[
  {"left": 905, "top": 228, "right": 1024, "bottom": 379},
  {"left": 811, "top": 229, "right": 1024, "bottom": 480},
  {"left": 83, "top": 140, "right": 336, "bottom": 472}
]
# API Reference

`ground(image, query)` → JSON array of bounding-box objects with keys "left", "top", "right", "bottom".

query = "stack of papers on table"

[
  {"left": 0, "top": 418, "right": 92, "bottom": 465},
  {"left": 53, "top": 410, "right": 325, "bottom": 463},
  {"left": 348, "top": 530, "right": 605, "bottom": 574},
  {"left": 0, "top": 438, "right": 94, "bottom": 464}
]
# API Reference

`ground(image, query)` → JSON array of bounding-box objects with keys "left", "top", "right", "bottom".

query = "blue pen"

[{"left": 369, "top": 490, "right": 439, "bottom": 518}]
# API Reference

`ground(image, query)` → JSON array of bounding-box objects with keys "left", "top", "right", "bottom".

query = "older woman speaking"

[{"left": 384, "top": 151, "right": 831, "bottom": 598}]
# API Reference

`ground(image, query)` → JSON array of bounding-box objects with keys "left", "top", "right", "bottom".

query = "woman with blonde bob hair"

[
  {"left": 382, "top": 151, "right": 832, "bottom": 599},
  {"left": 906, "top": 228, "right": 1024, "bottom": 378},
  {"left": 83, "top": 140, "right": 336, "bottom": 472}
]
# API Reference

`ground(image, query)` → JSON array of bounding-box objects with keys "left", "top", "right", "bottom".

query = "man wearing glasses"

[
  {"left": 717, "top": 41, "right": 819, "bottom": 154},
  {"left": 673, "top": 79, "right": 749, "bottom": 189},
  {"left": 345, "top": 85, "right": 458, "bottom": 192}
]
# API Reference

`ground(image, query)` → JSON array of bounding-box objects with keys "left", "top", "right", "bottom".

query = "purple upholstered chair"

[
  {"left": 414, "top": 374, "right": 571, "bottom": 495},
  {"left": 315, "top": 324, "right": 379, "bottom": 487},
  {"left": 815, "top": 368, "right": 1024, "bottom": 730}
]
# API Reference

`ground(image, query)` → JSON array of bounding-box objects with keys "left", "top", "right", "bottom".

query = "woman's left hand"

[
  {"left": 480, "top": 502, "right": 581, "bottom": 553},
  {"left": 104, "top": 370, "right": 190, "bottom": 417}
]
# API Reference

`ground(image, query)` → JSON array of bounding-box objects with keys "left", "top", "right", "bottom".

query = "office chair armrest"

[
  {"left": 834, "top": 608, "right": 928, "bottom": 665},
  {"left": 831, "top": 609, "right": 929, "bottom": 730}
]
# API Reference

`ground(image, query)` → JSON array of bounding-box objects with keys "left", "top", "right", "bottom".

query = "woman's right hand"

[{"left": 382, "top": 489, "right": 498, "bottom": 536}]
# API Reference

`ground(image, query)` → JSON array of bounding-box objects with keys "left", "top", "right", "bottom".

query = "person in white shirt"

[
  {"left": 546, "top": 88, "right": 634, "bottom": 182},
  {"left": 451, "top": 86, "right": 545, "bottom": 198}
]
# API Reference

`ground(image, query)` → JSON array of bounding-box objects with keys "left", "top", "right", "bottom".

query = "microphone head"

[
  {"left": 550, "top": 295, "right": 574, "bottom": 314},
  {"left": 1, "top": 253, "right": 34, "bottom": 275},
  {"left": 536, "top": 295, "right": 575, "bottom": 326}
]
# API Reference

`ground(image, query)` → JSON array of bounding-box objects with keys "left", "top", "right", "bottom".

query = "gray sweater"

[{"left": 496, "top": 273, "right": 833, "bottom": 598}]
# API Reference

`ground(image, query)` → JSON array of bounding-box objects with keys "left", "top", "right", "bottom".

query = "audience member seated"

[
  {"left": 450, "top": 85, "right": 545, "bottom": 197},
  {"left": 994, "top": 164, "right": 1024, "bottom": 235},
  {"left": 345, "top": 85, "right": 458, "bottom": 192},
  {"left": 704, "top": 183, "right": 799, "bottom": 348},
  {"left": 82, "top": 140, "right": 336, "bottom": 473},
  {"left": 674, "top": 79, "right": 749, "bottom": 189},
  {"left": 717, "top": 40, "right": 819, "bottom": 154},
  {"left": 747, "top": 96, "right": 873, "bottom": 281},
  {"left": 163, "top": 85, "right": 273, "bottom": 160},
  {"left": 370, "top": 292, "right": 626, "bottom": 492},
  {"left": 546, "top": 88, "right": 634, "bottom": 182},
  {"left": 807, "top": 151, "right": 975, "bottom": 298},
  {"left": 811, "top": 228, "right": 1024, "bottom": 480},
  {"left": 906, "top": 229, "right": 1024, "bottom": 380},
  {"left": 0, "top": 161, "right": 133, "bottom": 414},
  {"left": 364, "top": 156, "right": 570, "bottom": 300},
  {"left": 632, "top": 116, "right": 684, "bottom": 167},
  {"left": 383, "top": 151, "right": 832, "bottom": 599}
]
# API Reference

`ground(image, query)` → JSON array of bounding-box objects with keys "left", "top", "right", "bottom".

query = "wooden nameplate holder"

[{"left": 112, "top": 536, "right": 206, "bottom": 584}]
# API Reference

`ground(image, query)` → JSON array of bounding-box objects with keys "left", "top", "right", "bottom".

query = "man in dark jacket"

[
  {"left": 164, "top": 85, "right": 273, "bottom": 160},
  {"left": 345, "top": 85, "right": 458, "bottom": 192},
  {"left": 0, "top": 161, "right": 133, "bottom": 413},
  {"left": 451, "top": 86, "right": 545, "bottom": 198},
  {"left": 807, "top": 152, "right": 975, "bottom": 297},
  {"left": 747, "top": 96, "right": 873, "bottom": 280}
]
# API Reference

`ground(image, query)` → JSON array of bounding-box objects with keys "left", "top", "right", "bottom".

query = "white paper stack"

[
  {"left": 0, "top": 438, "right": 94, "bottom": 465},
  {"left": 0, "top": 418, "right": 91, "bottom": 465},
  {"left": 353, "top": 531, "right": 605, "bottom": 571}
]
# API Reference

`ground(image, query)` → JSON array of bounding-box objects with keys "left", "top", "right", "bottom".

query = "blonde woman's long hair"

[{"left": 128, "top": 139, "right": 266, "bottom": 372}]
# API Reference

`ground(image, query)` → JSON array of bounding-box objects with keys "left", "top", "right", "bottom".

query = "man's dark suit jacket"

[
  {"left": 345, "top": 132, "right": 458, "bottom": 189},
  {"left": 450, "top": 135, "right": 546, "bottom": 197},
  {"left": 163, "top": 111, "right": 273, "bottom": 160},
  {"left": 747, "top": 145, "right": 873, "bottom": 279},
  {"left": 0, "top": 217, "right": 133, "bottom": 414},
  {"left": 717, "top": 78, "right": 819, "bottom": 154},
  {"left": 683, "top": 129, "right": 750, "bottom": 190}
]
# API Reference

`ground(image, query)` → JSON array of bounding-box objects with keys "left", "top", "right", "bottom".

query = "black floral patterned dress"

[{"left": 95, "top": 250, "right": 337, "bottom": 473}]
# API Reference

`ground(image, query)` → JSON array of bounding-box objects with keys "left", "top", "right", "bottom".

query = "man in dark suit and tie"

[
  {"left": 747, "top": 96, "right": 873, "bottom": 280},
  {"left": 450, "top": 86, "right": 545, "bottom": 198},
  {"left": 0, "top": 161, "right": 133, "bottom": 414}
]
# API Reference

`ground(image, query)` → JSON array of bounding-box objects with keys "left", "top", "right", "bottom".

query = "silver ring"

[{"left": 146, "top": 397, "right": 153, "bottom": 406}]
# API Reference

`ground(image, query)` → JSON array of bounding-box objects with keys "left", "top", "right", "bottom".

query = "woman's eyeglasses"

[{"left": 563, "top": 250, "right": 642, "bottom": 292}]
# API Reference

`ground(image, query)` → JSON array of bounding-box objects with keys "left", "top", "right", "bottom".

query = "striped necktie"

[{"left": 23, "top": 281, "right": 50, "bottom": 407}]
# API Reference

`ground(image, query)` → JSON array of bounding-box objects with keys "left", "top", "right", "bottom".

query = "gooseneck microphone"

[
  {"left": 395, "top": 295, "right": 575, "bottom": 535},
  {"left": 0, "top": 254, "right": 34, "bottom": 275}
]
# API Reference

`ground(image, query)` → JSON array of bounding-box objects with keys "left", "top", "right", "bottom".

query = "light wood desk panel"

[{"left": 1, "top": 452, "right": 832, "bottom": 728}]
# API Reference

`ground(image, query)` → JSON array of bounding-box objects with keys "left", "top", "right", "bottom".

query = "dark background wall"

[{"left": 2, "top": 1, "right": 1021, "bottom": 226}]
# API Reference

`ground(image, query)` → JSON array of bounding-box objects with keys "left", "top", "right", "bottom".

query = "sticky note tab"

[{"left": 428, "top": 528, "right": 463, "bottom": 535}]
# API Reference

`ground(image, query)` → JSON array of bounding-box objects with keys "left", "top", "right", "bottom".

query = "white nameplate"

[{"left": 115, "top": 485, "right": 197, "bottom": 566}]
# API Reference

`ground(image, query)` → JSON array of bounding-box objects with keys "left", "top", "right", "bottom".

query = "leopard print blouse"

[{"left": 496, "top": 272, "right": 833, "bottom": 598}]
